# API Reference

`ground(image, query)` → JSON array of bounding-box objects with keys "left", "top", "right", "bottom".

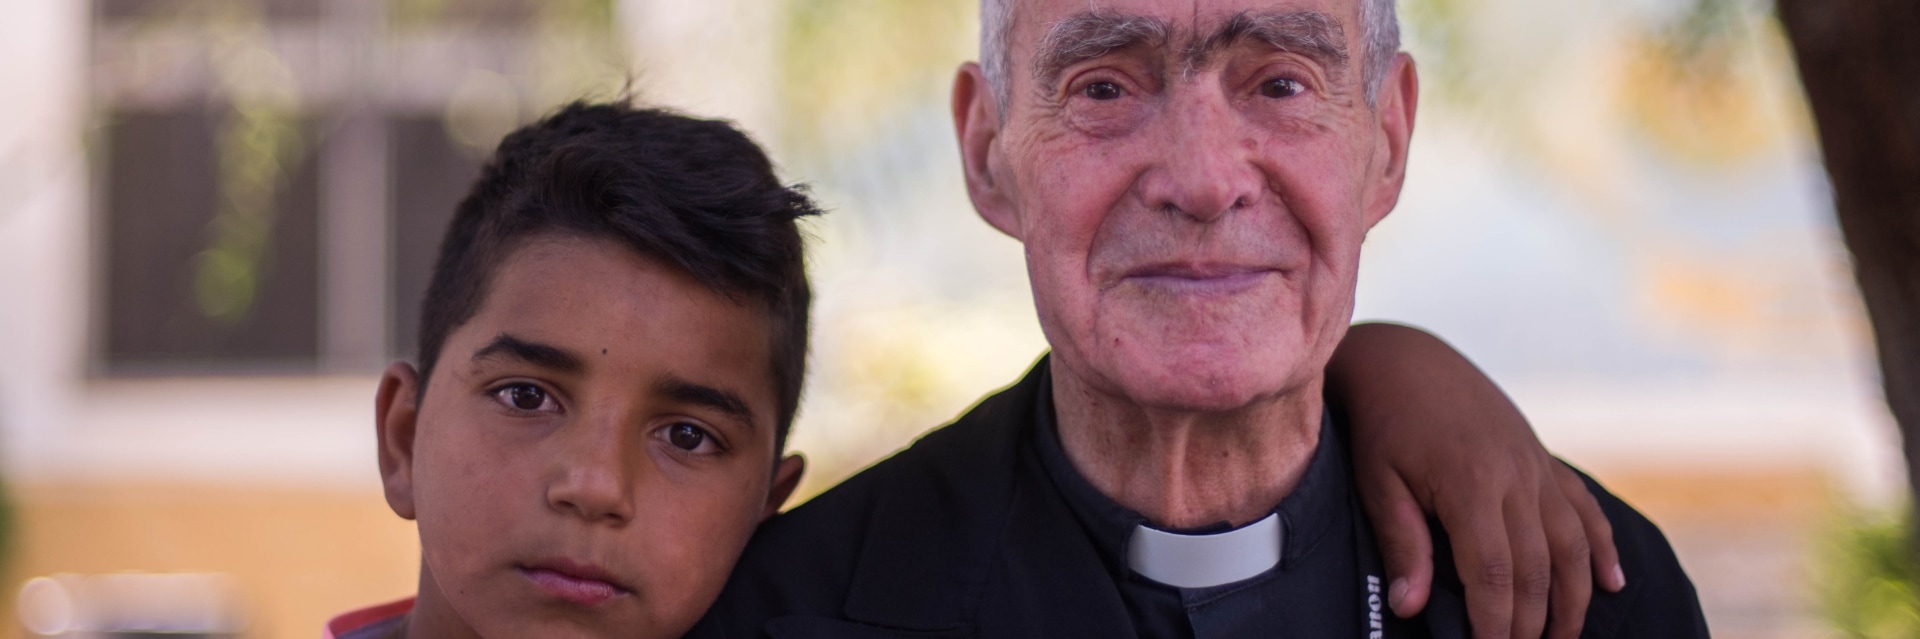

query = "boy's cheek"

[
  {"left": 625, "top": 473, "right": 771, "bottom": 631},
  {"left": 407, "top": 424, "right": 547, "bottom": 607},
  {"left": 410, "top": 450, "right": 767, "bottom": 637},
  {"left": 407, "top": 399, "right": 776, "bottom": 633}
]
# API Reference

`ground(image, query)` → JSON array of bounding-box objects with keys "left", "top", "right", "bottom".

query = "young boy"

[
  {"left": 332, "top": 100, "right": 1624, "bottom": 638},
  {"left": 346, "top": 102, "right": 816, "bottom": 638}
]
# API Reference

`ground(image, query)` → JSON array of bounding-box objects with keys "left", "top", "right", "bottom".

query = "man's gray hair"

[{"left": 978, "top": 0, "right": 1401, "bottom": 112}]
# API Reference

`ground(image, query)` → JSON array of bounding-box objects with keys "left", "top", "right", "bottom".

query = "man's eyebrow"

[
  {"left": 656, "top": 374, "right": 757, "bottom": 431},
  {"left": 1032, "top": 10, "right": 1172, "bottom": 89},
  {"left": 1186, "top": 11, "right": 1350, "bottom": 77},
  {"left": 471, "top": 334, "right": 586, "bottom": 374}
]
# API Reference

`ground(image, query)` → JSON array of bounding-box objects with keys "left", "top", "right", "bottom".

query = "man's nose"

[
  {"left": 545, "top": 415, "right": 636, "bottom": 524},
  {"left": 1137, "top": 90, "right": 1264, "bottom": 222}
]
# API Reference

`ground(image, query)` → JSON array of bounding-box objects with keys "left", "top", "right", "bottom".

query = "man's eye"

[
  {"left": 1083, "top": 81, "right": 1124, "bottom": 100},
  {"left": 495, "top": 384, "right": 551, "bottom": 411},
  {"left": 665, "top": 423, "right": 714, "bottom": 452},
  {"left": 1259, "top": 78, "right": 1304, "bottom": 99}
]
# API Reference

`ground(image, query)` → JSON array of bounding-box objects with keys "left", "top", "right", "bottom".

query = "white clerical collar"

[{"left": 1127, "top": 512, "right": 1285, "bottom": 589}]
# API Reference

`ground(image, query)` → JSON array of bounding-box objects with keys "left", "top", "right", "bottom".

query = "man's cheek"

[
  {"left": 1268, "top": 159, "right": 1366, "bottom": 228},
  {"left": 1037, "top": 188, "right": 1123, "bottom": 252},
  {"left": 1065, "top": 100, "right": 1153, "bottom": 139}
]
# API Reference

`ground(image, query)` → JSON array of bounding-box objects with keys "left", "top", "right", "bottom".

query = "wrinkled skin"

[{"left": 951, "top": 0, "right": 1621, "bottom": 636}]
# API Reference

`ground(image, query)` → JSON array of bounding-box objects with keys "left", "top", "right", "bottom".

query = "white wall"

[
  {"left": 0, "top": 0, "right": 1899, "bottom": 506},
  {"left": 0, "top": 0, "right": 792, "bottom": 491}
]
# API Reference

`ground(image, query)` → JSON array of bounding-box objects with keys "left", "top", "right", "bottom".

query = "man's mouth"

[
  {"left": 1121, "top": 263, "right": 1278, "bottom": 295},
  {"left": 517, "top": 559, "right": 633, "bottom": 605}
]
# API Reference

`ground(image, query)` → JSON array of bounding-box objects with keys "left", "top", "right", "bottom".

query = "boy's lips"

[{"left": 517, "top": 560, "right": 633, "bottom": 605}]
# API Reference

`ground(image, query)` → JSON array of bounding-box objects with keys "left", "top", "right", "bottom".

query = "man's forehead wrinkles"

[
  {"left": 1184, "top": 10, "right": 1350, "bottom": 76},
  {"left": 1032, "top": 9, "right": 1173, "bottom": 86},
  {"left": 1028, "top": 7, "right": 1352, "bottom": 87}
]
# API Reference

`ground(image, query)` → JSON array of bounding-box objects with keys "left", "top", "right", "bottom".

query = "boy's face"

[{"left": 375, "top": 235, "right": 803, "bottom": 638}]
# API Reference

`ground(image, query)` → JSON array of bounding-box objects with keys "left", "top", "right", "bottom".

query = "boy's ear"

[
  {"left": 952, "top": 62, "right": 1022, "bottom": 240},
  {"left": 762, "top": 453, "right": 806, "bottom": 521},
  {"left": 376, "top": 361, "right": 424, "bottom": 520}
]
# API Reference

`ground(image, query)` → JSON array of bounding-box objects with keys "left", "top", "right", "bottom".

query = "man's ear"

[
  {"left": 375, "top": 361, "right": 423, "bottom": 520},
  {"left": 1365, "top": 53, "right": 1419, "bottom": 230},
  {"left": 762, "top": 453, "right": 806, "bottom": 520},
  {"left": 952, "top": 62, "right": 1022, "bottom": 239}
]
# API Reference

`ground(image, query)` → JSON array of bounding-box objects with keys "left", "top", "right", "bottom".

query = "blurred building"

[
  {"left": 0, "top": 1, "right": 671, "bottom": 636},
  {"left": 0, "top": 0, "right": 1901, "bottom": 637}
]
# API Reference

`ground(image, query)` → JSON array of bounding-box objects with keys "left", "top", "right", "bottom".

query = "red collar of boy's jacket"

[{"left": 324, "top": 597, "right": 414, "bottom": 639}]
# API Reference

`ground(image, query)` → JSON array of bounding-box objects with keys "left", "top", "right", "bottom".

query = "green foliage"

[
  {"left": 778, "top": 0, "right": 975, "bottom": 153},
  {"left": 1398, "top": 0, "right": 1480, "bottom": 107},
  {"left": 0, "top": 476, "right": 12, "bottom": 577},
  {"left": 198, "top": 4, "right": 304, "bottom": 325},
  {"left": 1820, "top": 507, "right": 1920, "bottom": 638}
]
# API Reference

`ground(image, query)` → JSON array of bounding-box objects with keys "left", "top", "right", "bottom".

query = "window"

[{"left": 90, "top": 0, "right": 623, "bottom": 374}]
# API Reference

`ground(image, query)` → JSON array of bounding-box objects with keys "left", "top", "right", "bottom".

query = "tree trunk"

[{"left": 1776, "top": 0, "right": 1920, "bottom": 543}]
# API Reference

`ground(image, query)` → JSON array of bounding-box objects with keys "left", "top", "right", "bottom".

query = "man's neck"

[{"left": 1050, "top": 359, "right": 1323, "bottom": 530}]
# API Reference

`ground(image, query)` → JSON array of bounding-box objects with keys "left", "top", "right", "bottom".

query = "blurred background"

[{"left": 0, "top": 0, "right": 1899, "bottom": 637}]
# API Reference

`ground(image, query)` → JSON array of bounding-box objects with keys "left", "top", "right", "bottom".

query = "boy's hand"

[{"left": 1330, "top": 323, "right": 1625, "bottom": 639}]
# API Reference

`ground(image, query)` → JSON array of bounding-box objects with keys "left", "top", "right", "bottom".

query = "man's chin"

[{"left": 1101, "top": 356, "right": 1310, "bottom": 414}]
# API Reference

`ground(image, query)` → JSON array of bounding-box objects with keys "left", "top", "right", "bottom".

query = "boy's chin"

[{"left": 419, "top": 564, "right": 695, "bottom": 639}]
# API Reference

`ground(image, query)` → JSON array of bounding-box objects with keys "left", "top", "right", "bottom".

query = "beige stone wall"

[
  {"left": 2, "top": 483, "right": 418, "bottom": 639},
  {"left": 0, "top": 467, "right": 1842, "bottom": 639},
  {"left": 1588, "top": 466, "right": 1840, "bottom": 639}
]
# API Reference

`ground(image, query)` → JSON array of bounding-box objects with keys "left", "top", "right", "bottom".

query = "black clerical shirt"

[
  {"left": 1031, "top": 381, "right": 1368, "bottom": 638},
  {"left": 690, "top": 356, "right": 1710, "bottom": 639}
]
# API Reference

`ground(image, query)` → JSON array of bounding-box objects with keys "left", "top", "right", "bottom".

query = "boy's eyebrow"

[
  {"left": 472, "top": 334, "right": 586, "bottom": 374},
  {"left": 656, "top": 374, "right": 757, "bottom": 431}
]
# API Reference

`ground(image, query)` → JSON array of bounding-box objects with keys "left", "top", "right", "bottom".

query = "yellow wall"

[
  {"left": 0, "top": 468, "right": 1835, "bottom": 639},
  {"left": 2, "top": 482, "right": 418, "bottom": 639}
]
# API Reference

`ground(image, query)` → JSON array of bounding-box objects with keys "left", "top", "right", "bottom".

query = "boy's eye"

[
  {"left": 494, "top": 383, "right": 554, "bottom": 412},
  {"left": 665, "top": 423, "right": 713, "bottom": 452}
]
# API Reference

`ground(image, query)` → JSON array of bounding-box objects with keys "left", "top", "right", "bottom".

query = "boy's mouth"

[{"left": 517, "top": 560, "right": 633, "bottom": 605}]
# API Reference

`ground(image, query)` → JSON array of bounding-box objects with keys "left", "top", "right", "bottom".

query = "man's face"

[
  {"left": 377, "top": 235, "right": 801, "bottom": 638},
  {"left": 957, "top": 0, "right": 1416, "bottom": 411}
]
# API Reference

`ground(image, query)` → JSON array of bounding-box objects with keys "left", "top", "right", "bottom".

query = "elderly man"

[{"left": 694, "top": 0, "right": 1705, "bottom": 637}]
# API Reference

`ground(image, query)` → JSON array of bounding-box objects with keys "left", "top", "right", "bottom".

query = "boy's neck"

[
  {"left": 407, "top": 561, "right": 482, "bottom": 639},
  {"left": 375, "top": 615, "right": 411, "bottom": 639}
]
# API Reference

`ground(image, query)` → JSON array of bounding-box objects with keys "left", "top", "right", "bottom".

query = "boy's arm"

[{"left": 1328, "top": 322, "right": 1624, "bottom": 639}]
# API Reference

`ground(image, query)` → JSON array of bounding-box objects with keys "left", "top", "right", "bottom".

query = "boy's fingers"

[
  {"left": 1554, "top": 462, "right": 1624, "bottom": 592},
  {"left": 1446, "top": 495, "right": 1515, "bottom": 639},
  {"left": 1503, "top": 497, "right": 1551, "bottom": 639},
  {"left": 1543, "top": 487, "right": 1592, "bottom": 639},
  {"left": 1360, "top": 470, "right": 1434, "bottom": 617}
]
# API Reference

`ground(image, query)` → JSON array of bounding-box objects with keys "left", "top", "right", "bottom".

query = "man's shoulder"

[
  {"left": 756, "top": 363, "right": 1042, "bottom": 544},
  {"left": 1570, "top": 468, "right": 1710, "bottom": 637},
  {"left": 1425, "top": 466, "right": 1710, "bottom": 638},
  {"left": 692, "top": 363, "right": 1048, "bottom": 638}
]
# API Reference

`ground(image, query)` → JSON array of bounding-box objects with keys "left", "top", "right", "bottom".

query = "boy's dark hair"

[{"left": 416, "top": 100, "right": 819, "bottom": 448}]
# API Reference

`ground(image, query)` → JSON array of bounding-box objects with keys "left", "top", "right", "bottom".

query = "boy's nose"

[{"left": 545, "top": 422, "right": 635, "bottom": 524}]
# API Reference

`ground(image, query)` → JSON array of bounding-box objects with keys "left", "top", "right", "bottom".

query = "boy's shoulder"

[{"left": 324, "top": 598, "right": 412, "bottom": 639}]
